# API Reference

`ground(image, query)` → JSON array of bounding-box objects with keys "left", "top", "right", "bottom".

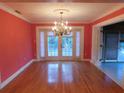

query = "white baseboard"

[
  {"left": 33, "top": 58, "right": 91, "bottom": 62},
  {"left": 0, "top": 59, "right": 34, "bottom": 89}
]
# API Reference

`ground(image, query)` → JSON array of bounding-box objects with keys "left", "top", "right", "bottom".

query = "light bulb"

[
  {"left": 52, "top": 27, "right": 54, "bottom": 30},
  {"left": 54, "top": 26, "right": 57, "bottom": 29},
  {"left": 54, "top": 21, "right": 57, "bottom": 25},
  {"left": 66, "top": 21, "right": 68, "bottom": 25},
  {"left": 69, "top": 27, "right": 72, "bottom": 30},
  {"left": 65, "top": 26, "right": 67, "bottom": 29},
  {"left": 61, "top": 23, "right": 64, "bottom": 26}
]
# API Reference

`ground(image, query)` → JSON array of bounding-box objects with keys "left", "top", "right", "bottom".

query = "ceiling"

[
  {"left": 4, "top": 3, "right": 124, "bottom": 23},
  {"left": 1, "top": 0, "right": 124, "bottom": 3}
]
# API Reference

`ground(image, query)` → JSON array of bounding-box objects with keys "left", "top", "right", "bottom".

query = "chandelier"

[{"left": 52, "top": 9, "right": 72, "bottom": 36}]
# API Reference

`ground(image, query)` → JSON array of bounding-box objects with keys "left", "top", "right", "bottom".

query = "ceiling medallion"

[{"left": 52, "top": 9, "right": 72, "bottom": 37}]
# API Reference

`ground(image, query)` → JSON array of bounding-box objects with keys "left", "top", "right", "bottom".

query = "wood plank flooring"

[{"left": 1, "top": 61, "right": 124, "bottom": 93}]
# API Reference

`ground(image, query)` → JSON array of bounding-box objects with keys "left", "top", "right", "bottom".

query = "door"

[
  {"left": 47, "top": 31, "right": 74, "bottom": 60},
  {"left": 61, "top": 34, "right": 73, "bottom": 57},
  {"left": 47, "top": 32, "right": 59, "bottom": 57},
  {"left": 38, "top": 30, "right": 82, "bottom": 61},
  {"left": 103, "top": 32, "right": 119, "bottom": 61}
]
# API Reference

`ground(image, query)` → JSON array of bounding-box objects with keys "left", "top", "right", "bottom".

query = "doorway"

[
  {"left": 101, "top": 22, "right": 124, "bottom": 62},
  {"left": 47, "top": 31, "right": 73, "bottom": 59},
  {"left": 36, "top": 27, "right": 84, "bottom": 61}
]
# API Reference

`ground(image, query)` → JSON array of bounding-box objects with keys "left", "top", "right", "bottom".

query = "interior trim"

[
  {"left": 91, "top": 14, "right": 124, "bottom": 65},
  {"left": 0, "top": 59, "right": 34, "bottom": 89},
  {"left": 92, "top": 7, "right": 124, "bottom": 23}
]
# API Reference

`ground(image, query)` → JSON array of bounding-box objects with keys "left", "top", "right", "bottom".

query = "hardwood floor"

[{"left": 1, "top": 61, "right": 124, "bottom": 93}]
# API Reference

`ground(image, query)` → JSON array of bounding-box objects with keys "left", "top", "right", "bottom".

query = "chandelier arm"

[
  {"left": 52, "top": 10, "right": 71, "bottom": 37},
  {"left": 60, "top": 12, "right": 63, "bottom": 22}
]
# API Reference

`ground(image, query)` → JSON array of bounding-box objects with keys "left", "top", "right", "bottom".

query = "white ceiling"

[{"left": 5, "top": 3, "right": 124, "bottom": 23}]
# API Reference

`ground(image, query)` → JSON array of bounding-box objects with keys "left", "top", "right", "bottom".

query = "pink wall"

[
  {"left": 31, "top": 24, "right": 37, "bottom": 58},
  {"left": 31, "top": 23, "right": 92, "bottom": 59},
  {"left": 0, "top": 9, "right": 34, "bottom": 82},
  {"left": 84, "top": 24, "right": 92, "bottom": 59}
]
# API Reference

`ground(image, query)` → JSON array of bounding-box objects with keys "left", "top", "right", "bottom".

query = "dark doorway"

[{"left": 102, "top": 21, "right": 124, "bottom": 62}]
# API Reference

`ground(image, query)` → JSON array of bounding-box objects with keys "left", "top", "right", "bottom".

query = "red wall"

[
  {"left": 32, "top": 23, "right": 92, "bottom": 59},
  {"left": 0, "top": 9, "right": 34, "bottom": 82},
  {"left": 84, "top": 24, "right": 92, "bottom": 59}
]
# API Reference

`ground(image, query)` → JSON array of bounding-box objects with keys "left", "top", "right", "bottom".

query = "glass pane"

[
  {"left": 76, "top": 32, "right": 80, "bottom": 57},
  {"left": 48, "top": 31, "right": 54, "bottom": 36},
  {"left": 62, "top": 36, "right": 73, "bottom": 56},
  {"left": 118, "top": 42, "right": 124, "bottom": 61},
  {"left": 48, "top": 36, "right": 58, "bottom": 56},
  {"left": 120, "top": 33, "right": 124, "bottom": 39},
  {"left": 40, "top": 32, "right": 45, "bottom": 57}
]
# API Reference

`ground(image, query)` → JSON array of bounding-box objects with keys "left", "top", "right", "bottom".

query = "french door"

[
  {"left": 47, "top": 32, "right": 73, "bottom": 60},
  {"left": 37, "top": 28, "right": 83, "bottom": 61}
]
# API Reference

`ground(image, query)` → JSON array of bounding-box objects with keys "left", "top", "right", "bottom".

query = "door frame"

[
  {"left": 91, "top": 14, "right": 124, "bottom": 65},
  {"left": 36, "top": 26, "right": 84, "bottom": 61}
]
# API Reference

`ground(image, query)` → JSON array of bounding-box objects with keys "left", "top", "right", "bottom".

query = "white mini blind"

[
  {"left": 76, "top": 32, "right": 80, "bottom": 57},
  {"left": 40, "top": 32, "right": 45, "bottom": 57}
]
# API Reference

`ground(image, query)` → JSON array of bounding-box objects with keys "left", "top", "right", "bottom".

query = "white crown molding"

[
  {"left": 0, "top": 59, "right": 34, "bottom": 89},
  {"left": 92, "top": 6, "right": 124, "bottom": 23},
  {"left": 0, "top": 3, "right": 31, "bottom": 23},
  {"left": 94, "top": 14, "right": 124, "bottom": 27}
]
